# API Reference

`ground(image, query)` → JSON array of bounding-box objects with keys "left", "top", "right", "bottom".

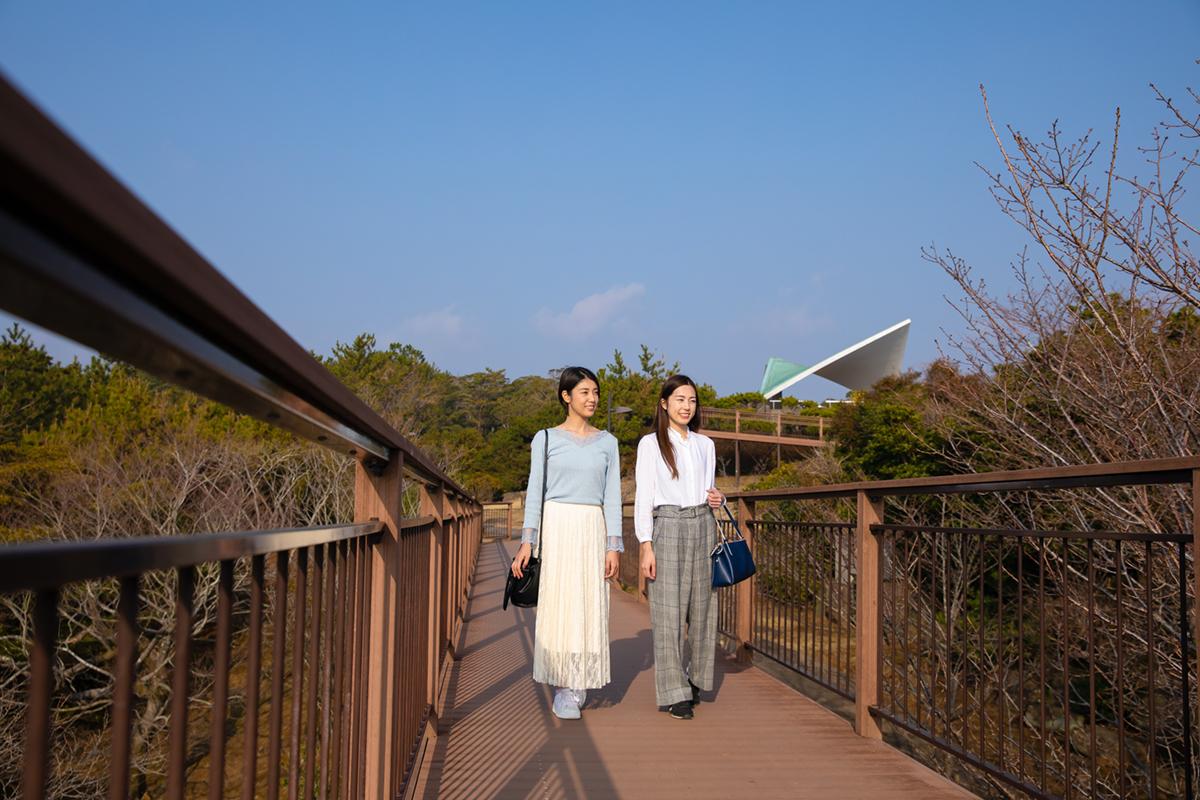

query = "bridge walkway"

[{"left": 411, "top": 540, "right": 974, "bottom": 800}]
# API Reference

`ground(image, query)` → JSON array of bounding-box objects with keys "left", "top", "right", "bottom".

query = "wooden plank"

[{"left": 410, "top": 540, "right": 975, "bottom": 800}]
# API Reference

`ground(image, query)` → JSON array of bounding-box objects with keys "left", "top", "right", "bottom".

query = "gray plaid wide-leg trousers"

[{"left": 648, "top": 504, "right": 718, "bottom": 708}]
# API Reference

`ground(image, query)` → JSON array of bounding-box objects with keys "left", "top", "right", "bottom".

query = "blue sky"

[{"left": 2, "top": 2, "right": 1197, "bottom": 398}]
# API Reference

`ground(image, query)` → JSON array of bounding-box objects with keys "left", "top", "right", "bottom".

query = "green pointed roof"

[{"left": 760, "top": 357, "right": 808, "bottom": 396}]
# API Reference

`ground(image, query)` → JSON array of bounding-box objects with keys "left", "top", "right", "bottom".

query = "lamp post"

[{"left": 607, "top": 393, "right": 632, "bottom": 432}]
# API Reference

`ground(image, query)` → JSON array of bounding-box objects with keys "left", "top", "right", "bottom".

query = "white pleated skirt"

[{"left": 532, "top": 500, "right": 611, "bottom": 689}]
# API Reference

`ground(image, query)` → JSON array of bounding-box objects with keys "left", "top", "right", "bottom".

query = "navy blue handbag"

[{"left": 711, "top": 503, "right": 756, "bottom": 588}]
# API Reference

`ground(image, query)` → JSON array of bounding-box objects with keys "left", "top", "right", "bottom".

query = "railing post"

[
  {"left": 507, "top": 503, "right": 514, "bottom": 541},
  {"left": 447, "top": 496, "right": 463, "bottom": 625},
  {"left": 628, "top": 503, "right": 647, "bottom": 602},
  {"left": 456, "top": 498, "right": 467, "bottom": 612},
  {"left": 735, "top": 498, "right": 756, "bottom": 661},
  {"left": 638, "top": 518, "right": 648, "bottom": 602},
  {"left": 445, "top": 496, "right": 455, "bottom": 636},
  {"left": 462, "top": 501, "right": 471, "bottom": 606},
  {"left": 419, "top": 483, "right": 446, "bottom": 728},
  {"left": 1193, "top": 469, "right": 1199, "bottom": 729},
  {"left": 356, "top": 453, "right": 404, "bottom": 800},
  {"left": 735, "top": 440, "right": 741, "bottom": 490},
  {"left": 855, "top": 489, "right": 883, "bottom": 739},
  {"left": 473, "top": 504, "right": 482, "bottom": 578}
]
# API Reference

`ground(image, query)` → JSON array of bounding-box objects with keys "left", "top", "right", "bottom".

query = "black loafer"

[
  {"left": 689, "top": 680, "right": 701, "bottom": 706},
  {"left": 668, "top": 701, "right": 694, "bottom": 720}
]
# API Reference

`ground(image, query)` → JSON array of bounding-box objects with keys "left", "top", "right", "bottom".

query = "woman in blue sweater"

[{"left": 511, "top": 366, "right": 623, "bottom": 719}]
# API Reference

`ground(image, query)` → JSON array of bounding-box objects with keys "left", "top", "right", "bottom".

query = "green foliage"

[
  {"left": 708, "top": 391, "right": 764, "bottom": 409},
  {"left": 458, "top": 375, "right": 561, "bottom": 499},
  {"left": 829, "top": 371, "right": 951, "bottom": 480},
  {"left": 1163, "top": 305, "right": 1200, "bottom": 342},
  {"left": 745, "top": 461, "right": 812, "bottom": 492},
  {"left": 594, "top": 345, "right": 722, "bottom": 468},
  {"left": 321, "top": 334, "right": 451, "bottom": 433},
  {"left": 0, "top": 323, "right": 970, "bottom": 515},
  {"left": 317, "top": 334, "right": 569, "bottom": 500},
  {"left": 0, "top": 325, "right": 90, "bottom": 447}
]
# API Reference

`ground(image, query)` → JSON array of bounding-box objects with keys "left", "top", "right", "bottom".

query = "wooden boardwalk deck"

[{"left": 412, "top": 540, "right": 976, "bottom": 800}]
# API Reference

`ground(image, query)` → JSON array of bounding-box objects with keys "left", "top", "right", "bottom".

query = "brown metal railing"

[
  {"left": 0, "top": 73, "right": 483, "bottom": 800},
  {"left": 3, "top": 513, "right": 480, "bottom": 799},
  {"left": 481, "top": 503, "right": 516, "bottom": 541},
  {"left": 874, "top": 524, "right": 1192, "bottom": 799},
  {"left": 714, "top": 513, "right": 860, "bottom": 700},
  {"left": 750, "top": 521, "right": 857, "bottom": 700},
  {"left": 698, "top": 406, "right": 826, "bottom": 442},
  {"left": 698, "top": 407, "right": 826, "bottom": 488},
  {"left": 724, "top": 458, "right": 1200, "bottom": 799}
]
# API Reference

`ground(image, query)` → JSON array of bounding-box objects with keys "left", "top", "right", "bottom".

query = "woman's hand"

[
  {"left": 640, "top": 541, "right": 656, "bottom": 581},
  {"left": 706, "top": 487, "right": 725, "bottom": 509},
  {"left": 512, "top": 542, "right": 532, "bottom": 578},
  {"left": 604, "top": 551, "right": 620, "bottom": 580}
]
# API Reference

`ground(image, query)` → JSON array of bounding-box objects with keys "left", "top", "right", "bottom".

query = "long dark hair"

[
  {"left": 557, "top": 366, "right": 600, "bottom": 408},
  {"left": 653, "top": 374, "right": 700, "bottom": 479}
]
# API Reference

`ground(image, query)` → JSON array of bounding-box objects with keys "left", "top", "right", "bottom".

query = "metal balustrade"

[
  {"left": 720, "top": 460, "right": 1200, "bottom": 799},
  {"left": 0, "top": 73, "right": 481, "bottom": 800}
]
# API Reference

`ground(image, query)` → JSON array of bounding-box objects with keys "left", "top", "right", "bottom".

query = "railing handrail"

[
  {"left": 0, "top": 74, "right": 484, "bottom": 800},
  {"left": 0, "top": 73, "right": 469, "bottom": 499},
  {"left": 871, "top": 522, "right": 1192, "bottom": 542},
  {"left": 725, "top": 455, "right": 1200, "bottom": 500},
  {"left": 700, "top": 406, "right": 823, "bottom": 425},
  {"left": 0, "top": 522, "right": 386, "bottom": 592}
]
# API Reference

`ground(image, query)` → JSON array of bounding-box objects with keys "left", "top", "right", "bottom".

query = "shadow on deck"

[{"left": 411, "top": 540, "right": 975, "bottom": 800}]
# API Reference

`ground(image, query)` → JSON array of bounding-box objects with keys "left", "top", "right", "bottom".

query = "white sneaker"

[
  {"left": 571, "top": 689, "right": 587, "bottom": 708},
  {"left": 553, "top": 688, "right": 581, "bottom": 720}
]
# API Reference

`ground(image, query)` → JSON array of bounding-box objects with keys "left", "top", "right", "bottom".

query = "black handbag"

[
  {"left": 504, "top": 430, "right": 548, "bottom": 609},
  {"left": 711, "top": 503, "right": 756, "bottom": 588}
]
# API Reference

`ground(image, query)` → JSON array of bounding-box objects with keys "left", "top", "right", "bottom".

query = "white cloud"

[
  {"left": 533, "top": 283, "right": 645, "bottom": 339},
  {"left": 735, "top": 306, "right": 832, "bottom": 339},
  {"left": 403, "top": 306, "right": 463, "bottom": 339}
]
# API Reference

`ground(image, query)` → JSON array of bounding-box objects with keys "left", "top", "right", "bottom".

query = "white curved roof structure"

[{"left": 759, "top": 319, "right": 911, "bottom": 397}]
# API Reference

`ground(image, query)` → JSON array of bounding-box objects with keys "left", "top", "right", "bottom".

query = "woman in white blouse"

[{"left": 635, "top": 374, "right": 724, "bottom": 719}]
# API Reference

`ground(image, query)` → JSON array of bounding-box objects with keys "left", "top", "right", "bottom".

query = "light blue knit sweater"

[{"left": 521, "top": 428, "right": 623, "bottom": 552}]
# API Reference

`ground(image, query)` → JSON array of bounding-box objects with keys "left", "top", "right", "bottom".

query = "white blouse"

[{"left": 633, "top": 428, "right": 716, "bottom": 543}]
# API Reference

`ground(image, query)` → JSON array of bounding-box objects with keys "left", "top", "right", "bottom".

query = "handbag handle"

[
  {"left": 717, "top": 502, "right": 746, "bottom": 542},
  {"left": 535, "top": 429, "right": 548, "bottom": 560}
]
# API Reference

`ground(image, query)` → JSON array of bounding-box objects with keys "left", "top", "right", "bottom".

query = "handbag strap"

[
  {"left": 717, "top": 502, "right": 745, "bottom": 542},
  {"left": 535, "top": 429, "right": 549, "bottom": 560}
]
